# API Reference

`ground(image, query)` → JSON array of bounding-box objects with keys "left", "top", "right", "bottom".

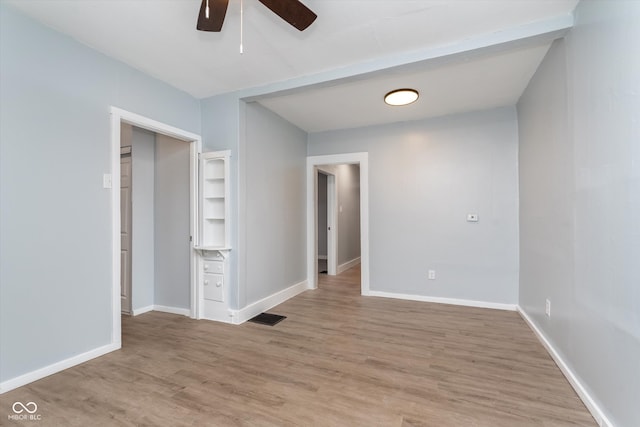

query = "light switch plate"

[
  {"left": 466, "top": 213, "right": 478, "bottom": 222},
  {"left": 545, "top": 299, "right": 551, "bottom": 317},
  {"left": 103, "top": 173, "right": 112, "bottom": 189}
]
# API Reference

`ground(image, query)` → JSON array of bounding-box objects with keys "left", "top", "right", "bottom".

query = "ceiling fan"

[{"left": 197, "top": 0, "right": 317, "bottom": 32}]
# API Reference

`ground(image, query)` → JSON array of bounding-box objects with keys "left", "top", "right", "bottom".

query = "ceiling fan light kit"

[
  {"left": 384, "top": 89, "right": 419, "bottom": 106},
  {"left": 197, "top": 0, "right": 317, "bottom": 32}
]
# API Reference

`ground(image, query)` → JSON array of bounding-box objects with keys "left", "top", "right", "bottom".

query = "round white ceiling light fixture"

[{"left": 384, "top": 88, "right": 419, "bottom": 106}]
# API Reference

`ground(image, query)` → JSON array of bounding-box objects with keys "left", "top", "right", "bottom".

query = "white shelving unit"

[
  {"left": 195, "top": 150, "right": 231, "bottom": 322},
  {"left": 198, "top": 153, "right": 229, "bottom": 249}
]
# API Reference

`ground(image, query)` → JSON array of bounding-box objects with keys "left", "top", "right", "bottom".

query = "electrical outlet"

[
  {"left": 545, "top": 299, "right": 551, "bottom": 317},
  {"left": 428, "top": 270, "right": 436, "bottom": 280}
]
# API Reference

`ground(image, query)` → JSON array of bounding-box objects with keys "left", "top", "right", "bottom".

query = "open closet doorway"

[
  {"left": 110, "top": 107, "right": 202, "bottom": 345},
  {"left": 119, "top": 124, "right": 193, "bottom": 317},
  {"left": 306, "top": 153, "right": 370, "bottom": 294}
]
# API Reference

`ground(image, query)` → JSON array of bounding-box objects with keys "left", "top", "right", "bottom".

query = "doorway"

[
  {"left": 119, "top": 126, "right": 192, "bottom": 317},
  {"left": 306, "top": 153, "right": 370, "bottom": 294},
  {"left": 316, "top": 168, "right": 337, "bottom": 276},
  {"left": 109, "top": 107, "right": 202, "bottom": 346}
]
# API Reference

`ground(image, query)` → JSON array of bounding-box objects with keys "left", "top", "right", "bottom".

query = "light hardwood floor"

[{"left": 2, "top": 265, "right": 595, "bottom": 426}]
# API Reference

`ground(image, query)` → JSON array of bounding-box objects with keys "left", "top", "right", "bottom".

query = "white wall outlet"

[
  {"left": 428, "top": 270, "right": 436, "bottom": 280},
  {"left": 466, "top": 213, "right": 479, "bottom": 222},
  {"left": 545, "top": 299, "right": 551, "bottom": 317}
]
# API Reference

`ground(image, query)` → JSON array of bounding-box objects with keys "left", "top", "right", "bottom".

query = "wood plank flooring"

[{"left": 2, "top": 265, "right": 595, "bottom": 426}]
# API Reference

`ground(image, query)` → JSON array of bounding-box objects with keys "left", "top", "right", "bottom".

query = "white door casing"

[
  {"left": 306, "top": 153, "right": 370, "bottom": 294},
  {"left": 110, "top": 107, "right": 202, "bottom": 346}
]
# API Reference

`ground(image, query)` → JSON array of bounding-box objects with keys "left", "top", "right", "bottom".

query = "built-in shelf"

[
  {"left": 194, "top": 246, "right": 231, "bottom": 257},
  {"left": 199, "top": 151, "right": 230, "bottom": 249},
  {"left": 194, "top": 246, "right": 231, "bottom": 250},
  {"left": 197, "top": 150, "right": 232, "bottom": 323}
]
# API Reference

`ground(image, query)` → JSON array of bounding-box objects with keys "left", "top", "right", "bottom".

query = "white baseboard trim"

[
  {"left": 366, "top": 290, "right": 517, "bottom": 311},
  {"left": 152, "top": 305, "right": 191, "bottom": 317},
  {"left": 230, "top": 279, "right": 310, "bottom": 325},
  {"left": 517, "top": 307, "right": 612, "bottom": 427},
  {"left": 132, "top": 305, "right": 154, "bottom": 316},
  {"left": 0, "top": 342, "right": 120, "bottom": 394},
  {"left": 337, "top": 257, "right": 361, "bottom": 275},
  {"left": 131, "top": 305, "right": 190, "bottom": 317}
]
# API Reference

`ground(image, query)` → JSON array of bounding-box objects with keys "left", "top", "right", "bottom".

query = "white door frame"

[
  {"left": 306, "top": 153, "right": 370, "bottom": 294},
  {"left": 109, "top": 107, "right": 202, "bottom": 344}
]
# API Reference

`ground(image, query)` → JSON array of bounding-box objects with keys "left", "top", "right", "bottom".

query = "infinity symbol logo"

[{"left": 12, "top": 401, "right": 38, "bottom": 414}]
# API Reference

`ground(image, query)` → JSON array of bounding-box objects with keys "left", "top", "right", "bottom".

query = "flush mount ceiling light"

[{"left": 384, "top": 88, "right": 419, "bottom": 106}]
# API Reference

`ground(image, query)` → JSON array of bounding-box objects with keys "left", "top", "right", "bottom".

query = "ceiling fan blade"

[
  {"left": 257, "top": 0, "right": 317, "bottom": 31},
  {"left": 197, "top": 0, "right": 229, "bottom": 32}
]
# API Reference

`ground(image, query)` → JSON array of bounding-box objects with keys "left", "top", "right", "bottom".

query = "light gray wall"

[
  {"left": 154, "top": 134, "right": 191, "bottom": 309},
  {"left": 336, "top": 164, "right": 361, "bottom": 266},
  {"left": 131, "top": 127, "right": 156, "bottom": 311},
  {"left": 0, "top": 4, "right": 200, "bottom": 383},
  {"left": 317, "top": 172, "right": 328, "bottom": 257},
  {"left": 243, "top": 102, "right": 307, "bottom": 305},
  {"left": 308, "top": 108, "right": 519, "bottom": 304},
  {"left": 517, "top": 2, "right": 640, "bottom": 426}
]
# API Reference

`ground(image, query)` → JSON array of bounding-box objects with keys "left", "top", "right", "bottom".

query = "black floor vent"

[{"left": 248, "top": 312, "right": 287, "bottom": 326}]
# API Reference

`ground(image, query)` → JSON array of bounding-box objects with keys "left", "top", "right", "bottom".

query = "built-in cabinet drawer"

[
  {"left": 202, "top": 260, "right": 224, "bottom": 274},
  {"left": 203, "top": 273, "right": 224, "bottom": 302}
]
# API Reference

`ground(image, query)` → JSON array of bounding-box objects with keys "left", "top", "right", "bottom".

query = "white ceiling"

[
  {"left": 6, "top": 0, "right": 579, "bottom": 132},
  {"left": 257, "top": 42, "right": 552, "bottom": 132}
]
